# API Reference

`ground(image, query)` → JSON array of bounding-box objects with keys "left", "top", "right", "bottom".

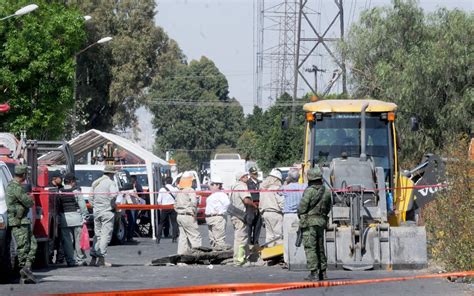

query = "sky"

[
  {"left": 153, "top": 0, "right": 472, "bottom": 114},
  {"left": 136, "top": 0, "right": 472, "bottom": 150}
]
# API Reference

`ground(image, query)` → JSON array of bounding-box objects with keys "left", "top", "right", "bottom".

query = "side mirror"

[
  {"left": 281, "top": 116, "right": 289, "bottom": 129},
  {"left": 410, "top": 117, "right": 419, "bottom": 131}
]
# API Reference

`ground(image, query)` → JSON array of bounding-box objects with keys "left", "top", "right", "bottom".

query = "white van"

[{"left": 74, "top": 165, "right": 131, "bottom": 245}]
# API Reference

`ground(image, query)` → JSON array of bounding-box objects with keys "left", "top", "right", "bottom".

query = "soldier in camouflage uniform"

[
  {"left": 6, "top": 165, "right": 37, "bottom": 284},
  {"left": 297, "top": 167, "right": 332, "bottom": 281}
]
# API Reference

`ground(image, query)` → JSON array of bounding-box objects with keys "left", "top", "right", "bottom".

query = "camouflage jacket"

[
  {"left": 297, "top": 184, "right": 331, "bottom": 228},
  {"left": 6, "top": 180, "right": 34, "bottom": 226}
]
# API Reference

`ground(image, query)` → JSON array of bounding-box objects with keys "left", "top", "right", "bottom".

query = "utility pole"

[{"left": 305, "top": 65, "right": 326, "bottom": 95}]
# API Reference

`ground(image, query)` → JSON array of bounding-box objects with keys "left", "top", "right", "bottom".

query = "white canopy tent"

[{"left": 39, "top": 129, "right": 168, "bottom": 240}]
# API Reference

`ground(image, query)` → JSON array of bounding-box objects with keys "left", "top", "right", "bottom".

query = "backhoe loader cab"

[
  {"left": 304, "top": 99, "right": 396, "bottom": 186},
  {"left": 289, "top": 99, "right": 445, "bottom": 271}
]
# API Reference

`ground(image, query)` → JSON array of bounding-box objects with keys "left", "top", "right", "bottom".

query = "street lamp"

[
  {"left": 0, "top": 4, "right": 38, "bottom": 21},
  {"left": 97, "top": 37, "right": 112, "bottom": 44},
  {"left": 75, "top": 36, "right": 112, "bottom": 56},
  {"left": 72, "top": 36, "right": 113, "bottom": 136}
]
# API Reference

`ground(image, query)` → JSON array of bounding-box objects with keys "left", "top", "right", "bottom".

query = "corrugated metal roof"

[
  {"left": 303, "top": 99, "right": 397, "bottom": 113},
  {"left": 39, "top": 129, "right": 168, "bottom": 166}
]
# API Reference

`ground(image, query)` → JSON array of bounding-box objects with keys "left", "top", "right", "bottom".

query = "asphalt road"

[{"left": 1, "top": 224, "right": 472, "bottom": 296}]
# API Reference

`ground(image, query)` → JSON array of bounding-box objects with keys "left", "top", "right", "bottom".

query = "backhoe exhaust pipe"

[{"left": 360, "top": 102, "right": 369, "bottom": 161}]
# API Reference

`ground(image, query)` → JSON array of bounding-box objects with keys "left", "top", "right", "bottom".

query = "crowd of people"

[
  {"left": 6, "top": 164, "right": 331, "bottom": 284},
  {"left": 155, "top": 165, "right": 331, "bottom": 281}
]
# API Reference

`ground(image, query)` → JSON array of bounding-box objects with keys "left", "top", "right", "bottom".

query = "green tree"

[
  {"left": 424, "top": 139, "right": 473, "bottom": 271},
  {"left": 0, "top": 1, "right": 86, "bottom": 139},
  {"left": 148, "top": 56, "right": 244, "bottom": 168},
  {"left": 67, "top": 0, "right": 184, "bottom": 132},
  {"left": 342, "top": 0, "right": 473, "bottom": 161},
  {"left": 238, "top": 93, "right": 306, "bottom": 172},
  {"left": 237, "top": 130, "right": 259, "bottom": 160},
  {"left": 171, "top": 151, "right": 196, "bottom": 172}
]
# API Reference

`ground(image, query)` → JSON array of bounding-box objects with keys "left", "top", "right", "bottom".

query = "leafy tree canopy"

[
  {"left": 0, "top": 1, "right": 86, "bottom": 139},
  {"left": 149, "top": 56, "right": 244, "bottom": 169},
  {"left": 238, "top": 93, "right": 307, "bottom": 172},
  {"left": 67, "top": 0, "right": 184, "bottom": 133},
  {"left": 342, "top": 0, "right": 473, "bottom": 160}
]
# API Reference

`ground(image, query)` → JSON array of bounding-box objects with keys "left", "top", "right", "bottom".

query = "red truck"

[{"left": 26, "top": 140, "right": 75, "bottom": 267}]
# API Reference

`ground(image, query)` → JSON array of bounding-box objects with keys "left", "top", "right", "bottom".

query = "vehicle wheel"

[
  {"left": 34, "top": 241, "right": 49, "bottom": 269},
  {"left": 111, "top": 216, "right": 126, "bottom": 245}
]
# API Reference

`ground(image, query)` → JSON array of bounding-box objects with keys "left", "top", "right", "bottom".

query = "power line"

[
  {"left": 148, "top": 98, "right": 308, "bottom": 107},
  {"left": 158, "top": 72, "right": 253, "bottom": 79}
]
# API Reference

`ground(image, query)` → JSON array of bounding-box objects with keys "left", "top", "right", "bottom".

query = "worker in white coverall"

[
  {"left": 174, "top": 171, "right": 202, "bottom": 255},
  {"left": 259, "top": 169, "right": 284, "bottom": 247},
  {"left": 205, "top": 176, "right": 230, "bottom": 250},
  {"left": 89, "top": 165, "right": 118, "bottom": 267},
  {"left": 229, "top": 171, "right": 254, "bottom": 265}
]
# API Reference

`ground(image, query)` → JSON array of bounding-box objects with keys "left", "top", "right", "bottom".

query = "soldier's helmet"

[
  {"left": 307, "top": 167, "right": 322, "bottom": 181},
  {"left": 14, "top": 165, "right": 28, "bottom": 175},
  {"left": 248, "top": 166, "right": 258, "bottom": 174}
]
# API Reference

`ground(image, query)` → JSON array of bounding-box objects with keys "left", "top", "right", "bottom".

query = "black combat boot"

[
  {"left": 97, "top": 256, "right": 112, "bottom": 267},
  {"left": 304, "top": 270, "right": 318, "bottom": 281},
  {"left": 19, "top": 263, "right": 37, "bottom": 284},
  {"left": 89, "top": 256, "right": 97, "bottom": 267},
  {"left": 319, "top": 270, "right": 328, "bottom": 281}
]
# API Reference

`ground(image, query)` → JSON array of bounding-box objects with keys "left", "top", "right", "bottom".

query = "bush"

[{"left": 423, "top": 138, "right": 473, "bottom": 271}]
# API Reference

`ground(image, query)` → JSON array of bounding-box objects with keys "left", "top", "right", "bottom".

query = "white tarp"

[{"left": 39, "top": 129, "right": 168, "bottom": 240}]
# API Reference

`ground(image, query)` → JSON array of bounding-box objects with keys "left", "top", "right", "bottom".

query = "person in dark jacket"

[
  {"left": 58, "top": 173, "right": 88, "bottom": 266},
  {"left": 50, "top": 170, "right": 65, "bottom": 264},
  {"left": 246, "top": 167, "right": 262, "bottom": 245}
]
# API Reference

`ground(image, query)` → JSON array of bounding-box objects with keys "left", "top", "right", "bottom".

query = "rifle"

[{"left": 295, "top": 227, "right": 303, "bottom": 247}]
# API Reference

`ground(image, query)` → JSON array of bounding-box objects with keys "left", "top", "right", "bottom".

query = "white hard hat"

[
  {"left": 210, "top": 176, "right": 223, "bottom": 184},
  {"left": 269, "top": 168, "right": 282, "bottom": 181},
  {"left": 182, "top": 171, "right": 194, "bottom": 178},
  {"left": 235, "top": 171, "right": 248, "bottom": 181}
]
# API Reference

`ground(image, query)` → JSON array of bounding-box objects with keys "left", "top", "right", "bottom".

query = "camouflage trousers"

[
  {"left": 11, "top": 225, "right": 37, "bottom": 268},
  {"left": 302, "top": 225, "right": 326, "bottom": 272}
]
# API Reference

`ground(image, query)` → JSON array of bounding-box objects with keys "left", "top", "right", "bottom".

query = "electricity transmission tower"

[
  {"left": 255, "top": 0, "right": 298, "bottom": 108},
  {"left": 291, "top": 0, "right": 347, "bottom": 124},
  {"left": 255, "top": 0, "right": 347, "bottom": 117}
]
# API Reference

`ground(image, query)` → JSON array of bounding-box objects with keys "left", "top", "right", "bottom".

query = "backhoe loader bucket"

[{"left": 288, "top": 225, "right": 427, "bottom": 270}]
